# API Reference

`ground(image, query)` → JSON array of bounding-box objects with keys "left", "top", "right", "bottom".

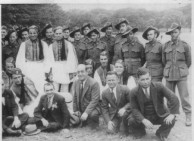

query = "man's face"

[
  {"left": 114, "top": 63, "right": 124, "bottom": 75},
  {"left": 119, "top": 23, "right": 127, "bottom": 34},
  {"left": 137, "top": 73, "right": 151, "bottom": 88},
  {"left": 1, "top": 29, "right": 7, "bottom": 39},
  {"left": 63, "top": 29, "right": 70, "bottom": 39},
  {"left": 83, "top": 27, "right": 90, "bottom": 35},
  {"left": 9, "top": 32, "right": 17, "bottom": 44},
  {"left": 5, "top": 62, "right": 14, "bottom": 74},
  {"left": 54, "top": 29, "right": 63, "bottom": 41},
  {"left": 2, "top": 79, "right": 5, "bottom": 93},
  {"left": 91, "top": 32, "right": 98, "bottom": 41},
  {"left": 12, "top": 74, "right": 22, "bottom": 85},
  {"left": 85, "top": 65, "right": 93, "bottom": 75},
  {"left": 147, "top": 30, "right": 156, "bottom": 41},
  {"left": 45, "top": 28, "right": 53, "bottom": 39},
  {"left": 74, "top": 32, "right": 82, "bottom": 41},
  {"left": 44, "top": 84, "right": 54, "bottom": 95},
  {"left": 77, "top": 65, "right": 88, "bottom": 81},
  {"left": 171, "top": 29, "right": 180, "bottom": 40},
  {"left": 105, "top": 27, "right": 113, "bottom": 36},
  {"left": 29, "top": 29, "right": 38, "bottom": 41},
  {"left": 22, "top": 31, "right": 29, "bottom": 41},
  {"left": 100, "top": 55, "right": 108, "bottom": 67},
  {"left": 106, "top": 74, "right": 118, "bottom": 89}
]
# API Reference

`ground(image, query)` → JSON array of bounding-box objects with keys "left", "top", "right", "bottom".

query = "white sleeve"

[
  {"left": 16, "top": 42, "right": 26, "bottom": 73},
  {"left": 127, "top": 76, "right": 137, "bottom": 90},
  {"left": 94, "top": 70, "right": 104, "bottom": 94}
]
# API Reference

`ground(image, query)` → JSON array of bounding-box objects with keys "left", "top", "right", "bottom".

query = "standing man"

[
  {"left": 101, "top": 71, "right": 131, "bottom": 135},
  {"left": 129, "top": 67, "right": 179, "bottom": 141},
  {"left": 121, "top": 25, "right": 145, "bottom": 80},
  {"left": 72, "top": 64, "right": 100, "bottom": 129},
  {"left": 163, "top": 23, "right": 192, "bottom": 126},
  {"left": 86, "top": 28, "right": 107, "bottom": 70},
  {"left": 41, "top": 24, "right": 54, "bottom": 47},
  {"left": 18, "top": 27, "right": 29, "bottom": 42},
  {"left": 81, "top": 23, "right": 91, "bottom": 44},
  {"left": 100, "top": 22, "right": 115, "bottom": 64},
  {"left": 70, "top": 26, "right": 87, "bottom": 64},
  {"left": 142, "top": 26, "right": 163, "bottom": 82},
  {"left": 30, "top": 83, "right": 70, "bottom": 132},
  {"left": 112, "top": 18, "right": 128, "bottom": 64},
  {"left": 63, "top": 25, "right": 73, "bottom": 42}
]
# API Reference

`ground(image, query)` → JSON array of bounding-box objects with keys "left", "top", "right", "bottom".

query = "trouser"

[
  {"left": 3, "top": 113, "right": 29, "bottom": 131},
  {"left": 166, "top": 80, "right": 191, "bottom": 115},
  {"left": 35, "top": 120, "right": 61, "bottom": 132},
  {"left": 107, "top": 112, "right": 130, "bottom": 134},
  {"left": 128, "top": 115, "right": 176, "bottom": 138}
]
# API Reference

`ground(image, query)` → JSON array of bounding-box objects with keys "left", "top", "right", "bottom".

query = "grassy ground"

[{"left": 2, "top": 32, "right": 192, "bottom": 141}]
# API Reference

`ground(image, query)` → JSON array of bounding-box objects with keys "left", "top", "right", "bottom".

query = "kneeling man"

[
  {"left": 129, "top": 67, "right": 179, "bottom": 141},
  {"left": 101, "top": 71, "right": 131, "bottom": 134}
]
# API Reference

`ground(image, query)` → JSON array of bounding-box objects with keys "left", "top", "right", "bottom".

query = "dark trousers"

[
  {"left": 36, "top": 120, "right": 61, "bottom": 132},
  {"left": 3, "top": 113, "right": 29, "bottom": 131},
  {"left": 128, "top": 115, "right": 175, "bottom": 138}
]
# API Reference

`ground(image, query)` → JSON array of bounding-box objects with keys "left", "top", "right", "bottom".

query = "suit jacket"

[
  {"left": 73, "top": 76, "right": 100, "bottom": 115},
  {"left": 130, "top": 82, "right": 180, "bottom": 123},
  {"left": 34, "top": 93, "right": 70, "bottom": 128},
  {"left": 101, "top": 85, "right": 131, "bottom": 124}
]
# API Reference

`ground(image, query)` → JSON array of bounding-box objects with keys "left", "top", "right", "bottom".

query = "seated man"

[
  {"left": 101, "top": 71, "right": 131, "bottom": 135},
  {"left": 2, "top": 79, "right": 29, "bottom": 137},
  {"left": 30, "top": 83, "right": 70, "bottom": 132},
  {"left": 72, "top": 64, "right": 101, "bottom": 129},
  {"left": 129, "top": 67, "right": 180, "bottom": 141},
  {"left": 10, "top": 68, "right": 39, "bottom": 116}
]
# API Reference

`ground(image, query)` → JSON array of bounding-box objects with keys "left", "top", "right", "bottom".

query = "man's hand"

[
  {"left": 80, "top": 112, "right": 88, "bottom": 121},
  {"left": 118, "top": 108, "right": 126, "bottom": 117},
  {"left": 108, "top": 121, "right": 115, "bottom": 131},
  {"left": 142, "top": 119, "right": 153, "bottom": 129},
  {"left": 41, "top": 118, "right": 49, "bottom": 127},
  {"left": 12, "top": 116, "right": 21, "bottom": 128},
  {"left": 164, "top": 114, "right": 175, "bottom": 125},
  {"left": 73, "top": 111, "right": 81, "bottom": 117}
]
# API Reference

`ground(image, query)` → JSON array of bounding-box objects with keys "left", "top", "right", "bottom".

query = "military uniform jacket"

[
  {"left": 145, "top": 39, "right": 163, "bottom": 79},
  {"left": 112, "top": 33, "right": 127, "bottom": 64},
  {"left": 121, "top": 37, "right": 145, "bottom": 75},
  {"left": 72, "top": 40, "right": 87, "bottom": 64},
  {"left": 162, "top": 39, "right": 191, "bottom": 81},
  {"left": 81, "top": 36, "right": 91, "bottom": 44}
]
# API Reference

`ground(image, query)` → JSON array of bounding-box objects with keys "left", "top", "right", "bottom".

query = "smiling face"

[
  {"left": 106, "top": 74, "right": 119, "bottom": 89},
  {"left": 12, "top": 74, "right": 22, "bottom": 85},
  {"left": 63, "top": 29, "right": 70, "bottom": 39},
  {"left": 54, "top": 29, "right": 63, "bottom": 41},
  {"left": 46, "top": 28, "right": 53, "bottom": 39},
  {"left": 74, "top": 31, "right": 82, "bottom": 41},
  {"left": 29, "top": 28, "right": 38, "bottom": 41},
  {"left": 9, "top": 32, "right": 17, "bottom": 44},
  {"left": 105, "top": 27, "right": 113, "bottom": 36},
  {"left": 77, "top": 65, "right": 88, "bottom": 81},
  {"left": 1, "top": 29, "right": 7, "bottom": 39},
  {"left": 100, "top": 55, "right": 108, "bottom": 67},
  {"left": 119, "top": 23, "right": 128, "bottom": 34},
  {"left": 91, "top": 32, "right": 98, "bottom": 41},
  {"left": 22, "top": 31, "right": 29, "bottom": 41},
  {"left": 114, "top": 62, "right": 124, "bottom": 75},
  {"left": 137, "top": 73, "right": 151, "bottom": 89},
  {"left": 5, "top": 62, "right": 14, "bottom": 74},
  {"left": 83, "top": 26, "right": 90, "bottom": 35},
  {"left": 44, "top": 83, "right": 55, "bottom": 96}
]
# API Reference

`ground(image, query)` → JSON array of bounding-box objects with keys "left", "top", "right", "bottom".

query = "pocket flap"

[{"left": 176, "top": 47, "right": 185, "bottom": 53}]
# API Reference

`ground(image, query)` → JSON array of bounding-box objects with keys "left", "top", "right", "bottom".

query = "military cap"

[
  {"left": 115, "top": 18, "right": 129, "bottom": 30},
  {"left": 142, "top": 26, "right": 160, "bottom": 40},
  {"left": 166, "top": 23, "right": 181, "bottom": 35},
  {"left": 122, "top": 25, "right": 138, "bottom": 36},
  {"left": 41, "top": 24, "right": 52, "bottom": 38},
  {"left": 10, "top": 68, "right": 23, "bottom": 75},
  {"left": 101, "top": 22, "right": 113, "bottom": 32},
  {"left": 87, "top": 28, "right": 100, "bottom": 37},
  {"left": 136, "top": 67, "right": 150, "bottom": 78},
  {"left": 70, "top": 26, "right": 82, "bottom": 38},
  {"left": 81, "top": 23, "right": 91, "bottom": 32},
  {"left": 62, "top": 25, "right": 70, "bottom": 31}
]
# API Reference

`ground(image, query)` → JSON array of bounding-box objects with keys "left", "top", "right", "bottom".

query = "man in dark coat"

[
  {"left": 30, "top": 82, "right": 70, "bottom": 132},
  {"left": 72, "top": 64, "right": 101, "bottom": 129},
  {"left": 2, "top": 79, "right": 29, "bottom": 137},
  {"left": 101, "top": 71, "right": 131, "bottom": 135},
  {"left": 129, "top": 67, "right": 180, "bottom": 141}
]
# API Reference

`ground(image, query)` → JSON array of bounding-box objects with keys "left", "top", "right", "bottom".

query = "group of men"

[{"left": 1, "top": 17, "right": 192, "bottom": 141}]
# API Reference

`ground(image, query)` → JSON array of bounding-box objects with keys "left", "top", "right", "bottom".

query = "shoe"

[
  {"left": 156, "top": 133, "right": 168, "bottom": 141},
  {"left": 5, "top": 128, "right": 22, "bottom": 136},
  {"left": 185, "top": 115, "right": 192, "bottom": 126}
]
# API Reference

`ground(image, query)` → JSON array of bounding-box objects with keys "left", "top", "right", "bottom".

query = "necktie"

[
  {"left": 79, "top": 81, "right": 84, "bottom": 112},
  {"left": 47, "top": 96, "right": 53, "bottom": 109},
  {"left": 144, "top": 88, "right": 150, "bottom": 99},
  {"left": 111, "top": 89, "right": 117, "bottom": 104}
]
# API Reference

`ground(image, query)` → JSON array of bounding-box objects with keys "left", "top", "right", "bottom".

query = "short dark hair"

[
  {"left": 106, "top": 71, "right": 119, "bottom": 78},
  {"left": 44, "top": 82, "right": 55, "bottom": 91},
  {"left": 136, "top": 67, "right": 150, "bottom": 78}
]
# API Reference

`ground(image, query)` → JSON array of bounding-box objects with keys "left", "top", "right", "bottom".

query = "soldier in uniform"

[
  {"left": 63, "top": 25, "right": 74, "bottom": 42},
  {"left": 163, "top": 23, "right": 191, "bottom": 126},
  {"left": 142, "top": 26, "right": 163, "bottom": 82},
  {"left": 112, "top": 18, "right": 128, "bottom": 64},
  {"left": 121, "top": 25, "right": 145, "bottom": 80},
  {"left": 81, "top": 23, "right": 91, "bottom": 44},
  {"left": 70, "top": 26, "right": 87, "bottom": 64},
  {"left": 100, "top": 22, "right": 115, "bottom": 64},
  {"left": 41, "top": 24, "right": 54, "bottom": 47},
  {"left": 86, "top": 28, "right": 107, "bottom": 70},
  {"left": 18, "top": 27, "right": 29, "bottom": 42}
]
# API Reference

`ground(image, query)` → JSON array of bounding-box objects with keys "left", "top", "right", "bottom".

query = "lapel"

[
  {"left": 150, "top": 83, "right": 158, "bottom": 111},
  {"left": 81, "top": 78, "right": 89, "bottom": 101},
  {"left": 76, "top": 80, "right": 80, "bottom": 104},
  {"left": 116, "top": 85, "right": 121, "bottom": 106},
  {"left": 42, "top": 95, "right": 49, "bottom": 111},
  {"left": 137, "top": 86, "right": 145, "bottom": 113}
]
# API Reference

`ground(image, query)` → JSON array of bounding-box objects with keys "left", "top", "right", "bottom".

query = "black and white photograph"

[{"left": 1, "top": 0, "right": 193, "bottom": 141}]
